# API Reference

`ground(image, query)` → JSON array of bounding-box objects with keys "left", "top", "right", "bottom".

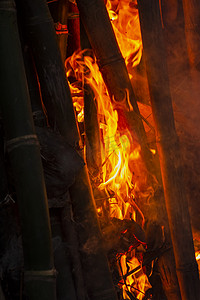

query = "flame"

[
  {"left": 106, "top": 0, "right": 143, "bottom": 70},
  {"left": 119, "top": 254, "right": 151, "bottom": 299},
  {"left": 65, "top": 1, "right": 152, "bottom": 298}
]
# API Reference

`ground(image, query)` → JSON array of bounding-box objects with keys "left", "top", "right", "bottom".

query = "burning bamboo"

[
  {"left": 16, "top": 0, "right": 118, "bottom": 299},
  {"left": 0, "top": 1, "right": 56, "bottom": 299},
  {"left": 138, "top": 1, "right": 200, "bottom": 299},
  {"left": 76, "top": 0, "right": 156, "bottom": 177}
]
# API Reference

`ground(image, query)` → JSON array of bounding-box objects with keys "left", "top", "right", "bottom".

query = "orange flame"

[{"left": 106, "top": 0, "right": 143, "bottom": 71}]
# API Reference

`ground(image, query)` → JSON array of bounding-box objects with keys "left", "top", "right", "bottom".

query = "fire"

[
  {"left": 106, "top": 0, "right": 143, "bottom": 71},
  {"left": 65, "top": 0, "right": 152, "bottom": 298},
  {"left": 119, "top": 254, "right": 151, "bottom": 299}
]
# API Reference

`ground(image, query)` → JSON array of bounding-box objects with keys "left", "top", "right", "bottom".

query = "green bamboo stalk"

[
  {"left": 138, "top": 1, "right": 200, "bottom": 299},
  {"left": 0, "top": 1, "right": 56, "bottom": 299},
  {"left": 16, "top": 0, "right": 118, "bottom": 298}
]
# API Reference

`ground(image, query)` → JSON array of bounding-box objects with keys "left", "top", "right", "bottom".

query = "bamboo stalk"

[
  {"left": 84, "top": 83, "right": 102, "bottom": 177},
  {"left": 0, "top": 121, "right": 8, "bottom": 204},
  {"left": 161, "top": 0, "right": 189, "bottom": 82},
  {"left": 76, "top": 0, "right": 156, "bottom": 177},
  {"left": 181, "top": 0, "right": 200, "bottom": 67},
  {"left": 16, "top": 0, "right": 118, "bottom": 298},
  {"left": 16, "top": 0, "right": 80, "bottom": 148},
  {"left": 19, "top": 37, "right": 47, "bottom": 127},
  {"left": 50, "top": 208, "right": 77, "bottom": 300},
  {"left": 0, "top": 1, "right": 56, "bottom": 299},
  {"left": 54, "top": 0, "right": 69, "bottom": 63},
  {"left": 60, "top": 206, "right": 86, "bottom": 300},
  {"left": 137, "top": 1, "right": 200, "bottom": 299},
  {"left": 67, "top": 1, "right": 81, "bottom": 57},
  {"left": 80, "top": 25, "right": 102, "bottom": 177}
]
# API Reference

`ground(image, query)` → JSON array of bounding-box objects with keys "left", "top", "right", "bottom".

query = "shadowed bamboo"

[
  {"left": 16, "top": 0, "right": 118, "bottom": 299},
  {"left": 0, "top": 1, "right": 56, "bottom": 299},
  {"left": 138, "top": 1, "right": 200, "bottom": 299},
  {"left": 16, "top": 0, "right": 80, "bottom": 148}
]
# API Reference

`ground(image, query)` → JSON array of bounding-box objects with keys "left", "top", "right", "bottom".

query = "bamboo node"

[
  {"left": 24, "top": 268, "right": 57, "bottom": 280},
  {"left": 6, "top": 134, "right": 39, "bottom": 153}
]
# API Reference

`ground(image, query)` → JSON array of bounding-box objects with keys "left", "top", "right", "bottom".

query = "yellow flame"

[{"left": 106, "top": 0, "right": 143, "bottom": 69}]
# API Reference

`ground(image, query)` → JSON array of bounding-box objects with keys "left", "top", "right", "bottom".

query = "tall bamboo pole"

[
  {"left": 137, "top": 1, "right": 200, "bottom": 299},
  {"left": 0, "top": 1, "right": 56, "bottom": 299},
  {"left": 16, "top": 0, "right": 118, "bottom": 298}
]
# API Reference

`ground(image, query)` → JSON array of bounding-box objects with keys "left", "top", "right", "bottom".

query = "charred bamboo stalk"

[
  {"left": 0, "top": 1, "right": 56, "bottom": 299},
  {"left": 16, "top": 0, "right": 80, "bottom": 148},
  {"left": 80, "top": 25, "right": 102, "bottom": 178},
  {"left": 181, "top": 0, "right": 200, "bottom": 67},
  {"left": 76, "top": 0, "right": 156, "bottom": 177},
  {"left": 138, "top": 1, "right": 200, "bottom": 300},
  {"left": 84, "top": 83, "right": 102, "bottom": 178},
  {"left": 16, "top": 0, "right": 118, "bottom": 299}
]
